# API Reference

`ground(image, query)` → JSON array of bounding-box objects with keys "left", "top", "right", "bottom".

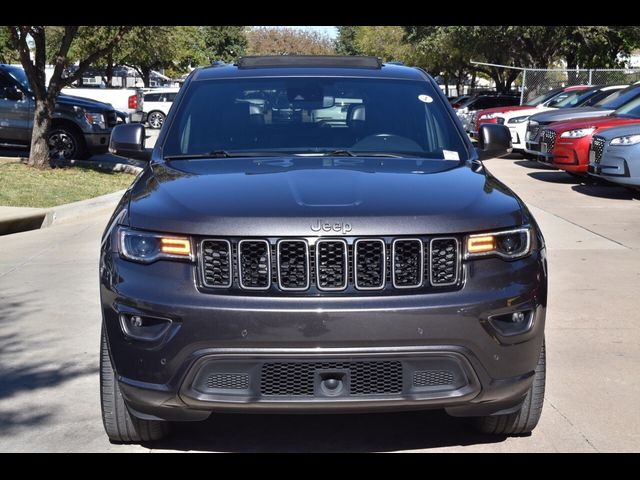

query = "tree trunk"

[
  {"left": 142, "top": 67, "right": 151, "bottom": 88},
  {"left": 105, "top": 52, "right": 114, "bottom": 87},
  {"left": 28, "top": 98, "right": 54, "bottom": 168}
]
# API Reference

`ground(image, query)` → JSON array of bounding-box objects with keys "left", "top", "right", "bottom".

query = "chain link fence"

[{"left": 521, "top": 69, "right": 640, "bottom": 103}]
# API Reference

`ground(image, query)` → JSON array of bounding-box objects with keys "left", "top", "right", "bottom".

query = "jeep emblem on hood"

[{"left": 310, "top": 220, "right": 353, "bottom": 234}]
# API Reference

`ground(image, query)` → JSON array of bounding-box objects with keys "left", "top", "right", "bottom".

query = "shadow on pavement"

[
  {"left": 146, "top": 410, "right": 506, "bottom": 452},
  {"left": 0, "top": 292, "right": 96, "bottom": 429},
  {"left": 571, "top": 184, "right": 639, "bottom": 200},
  {"left": 514, "top": 160, "right": 557, "bottom": 170},
  {"left": 526, "top": 171, "right": 581, "bottom": 184}
]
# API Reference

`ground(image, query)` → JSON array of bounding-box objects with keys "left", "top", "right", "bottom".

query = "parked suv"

[
  {"left": 131, "top": 87, "right": 180, "bottom": 129},
  {"left": 101, "top": 56, "right": 547, "bottom": 443},
  {"left": 0, "top": 64, "right": 118, "bottom": 159}
]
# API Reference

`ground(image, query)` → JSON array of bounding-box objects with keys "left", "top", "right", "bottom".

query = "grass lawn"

[{"left": 0, "top": 161, "right": 135, "bottom": 208}]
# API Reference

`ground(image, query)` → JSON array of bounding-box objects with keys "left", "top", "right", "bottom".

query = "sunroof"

[{"left": 236, "top": 55, "right": 383, "bottom": 69}]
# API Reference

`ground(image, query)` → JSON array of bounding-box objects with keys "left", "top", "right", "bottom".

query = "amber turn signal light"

[
  {"left": 160, "top": 238, "right": 192, "bottom": 256},
  {"left": 467, "top": 235, "right": 496, "bottom": 254}
]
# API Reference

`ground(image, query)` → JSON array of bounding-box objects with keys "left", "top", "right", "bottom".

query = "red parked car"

[
  {"left": 472, "top": 85, "right": 589, "bottom": 135},
  {"left": 534, "top": 96, "right": 640, "bottom": 175}
]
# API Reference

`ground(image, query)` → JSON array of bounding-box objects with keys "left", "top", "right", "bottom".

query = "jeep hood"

[
  {"left": 530, "top": 107, "right": 612, "bottom": 124},
  {"left": 127, "top": 157, "right": 525, "bottom": 236}
]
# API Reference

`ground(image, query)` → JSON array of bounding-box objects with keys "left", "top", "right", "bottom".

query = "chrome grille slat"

[
  {"left": 392, "top": 239, "right": 424, "bottom": 289},
  {"left": 316, "top": 239, "right": 348, "bottom": 291},
  {"left": 354, "top": 239, "right": 386, "bottom": 290},
  {"left": 238, "top": 239, "right": 271, "bottom": 290},
  {"left": 277, "top": 240, "right": 310, "bottom": 291}
]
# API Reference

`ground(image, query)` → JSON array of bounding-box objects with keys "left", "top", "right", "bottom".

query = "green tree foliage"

[
  {"left": 0, "top": 27, "right": 19, "bottom": 63},
  {"left": 353, "top": 26, "right": 414, "bottom": 64},
  {"left": 118, "top": 26, "right": 207, "bottom": 87},
  {"left": 246, "top": 27, "right": 335, "bottom": 55},
  {"left": 202, "top": 26, "right": 248, "bottom": 63},
  {"left": 335, "top": 26, "right": 362, "bottom": 55}
]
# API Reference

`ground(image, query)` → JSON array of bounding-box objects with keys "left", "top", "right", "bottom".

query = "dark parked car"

[
  {"left": 100, "top": 56, "right": 547, "bottom": 443},
  {"left": 0, "top": 64, "right": 119, "bottom": 159}
]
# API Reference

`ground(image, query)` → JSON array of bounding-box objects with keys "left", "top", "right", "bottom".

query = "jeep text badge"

[{"left": 310, "top": 220, "right": 353, "bottom": 235}]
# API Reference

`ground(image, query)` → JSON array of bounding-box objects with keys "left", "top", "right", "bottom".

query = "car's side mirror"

[
  {"left": 476, "top": 123, "right": 512, "bottom": 160},
  {"left": 109, "top": 123, "right": 151, "bottom": 161},
  {"left": 0, "top": 85, "right": 25, "bottom": 101}
]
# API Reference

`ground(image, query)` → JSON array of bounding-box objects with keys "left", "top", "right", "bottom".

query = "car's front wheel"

[
  {"left": 48, "top": 126, "right": 87, "bottom": 160},
  {"left": 100, "top": 325, "right": 170, "bottom": 443},
  {"left": 474, "top": 341, "right": 546, "bottom": 435},
  {"left": 147, "top": 111, "right": 165, "bottom": 129}
]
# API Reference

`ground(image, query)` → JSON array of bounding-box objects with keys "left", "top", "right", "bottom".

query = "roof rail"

[{"left": 236, "top": 55, "right": 383, "bottom": 69}]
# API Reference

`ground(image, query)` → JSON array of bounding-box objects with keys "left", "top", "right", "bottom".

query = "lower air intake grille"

[
  {"left": 316, "top": 240, "right": 347, "bottom": 290},
  {"left": 354, "top": 239, "right": 385, "bottom": 290},
  {"left": 238, "top": 240, "right": 271, "bottom": 289},
  {"left": 206, "top": 373, "right": 249, "bottom": 390},
  {"left": 430, "top": 238, "right": 459, "bottom": 286},
  {"left": 413, "top": 370, "right": 455, "bottom": 387},
  {"left": 392, "top": 239, "right": 423, "bottom": 288},
  {"left": 201, "top": 240, "right": 232, "bottom": 287},
  {"left": 260, "top": 361, "right": 403, "bottom": 396}
]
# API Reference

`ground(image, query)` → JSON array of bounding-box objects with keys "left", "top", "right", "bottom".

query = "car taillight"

[{"left": 128, "top": 94, "right": 137, "bottom": 109}]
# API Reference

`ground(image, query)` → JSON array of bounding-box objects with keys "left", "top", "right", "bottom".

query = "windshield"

[
  {"left": 524, "top": 88, "right": 561, "bottom": 106},
  {"left": 163, "top": 77, "right": 469, "bottom": 161},
  {"left": 5, "top": 66, "right": 32, "bottom": 93},
  {"left": 552, "top": 88, "right": 600, "bottom": 108},
  {"left": 598, "top": 85, "right": 640, "bottom": 109},
  {"left": 614, "top": 95, "right": 640, "bottom": 118}
]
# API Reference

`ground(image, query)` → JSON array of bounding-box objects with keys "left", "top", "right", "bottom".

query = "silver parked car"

[{"left": 588, "top": 123, "right": 640, "bottom": 189}]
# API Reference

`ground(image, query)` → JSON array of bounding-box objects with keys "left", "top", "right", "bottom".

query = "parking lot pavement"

[{"left": 1, "top": 155, "right": 639, "bottom": 452}]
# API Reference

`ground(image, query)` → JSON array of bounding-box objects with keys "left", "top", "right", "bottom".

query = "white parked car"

[{"left": 132, "top": 88, "right": 180, "bottom": 129}]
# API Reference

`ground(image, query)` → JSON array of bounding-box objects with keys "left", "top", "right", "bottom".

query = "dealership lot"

[{"left": 0, "top": 153, "right": 639, "bottom": 452}]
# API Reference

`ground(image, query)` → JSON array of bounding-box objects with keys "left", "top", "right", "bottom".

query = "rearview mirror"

[
  {"left": 476, "top": 124, "right": 512, "bottom": 160},
  {"left": 109, "top": 123, "right": 151, "bottom": 161}
]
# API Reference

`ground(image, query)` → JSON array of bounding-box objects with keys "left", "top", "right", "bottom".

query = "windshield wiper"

[{"left": 164, "top": 150, "right": 289, "bottom": 160}]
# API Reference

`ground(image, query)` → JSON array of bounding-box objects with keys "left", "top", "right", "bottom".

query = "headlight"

[
  {"left": 560, "top": 128, "right": 595, "bottom": 139},
  {"left": 479, "top": 113, "right": 499, "bottom": 121},
  {"left": 465, "top": 227, "right": 532, "bottom": 260},
  {"left": 508, "top": 115, "right": 529, "bottom": 124},
  {"left": 119, "top": 228, "right": 193, "bottom": 264},
  {"left": 74, "top": 106, "right": 106, "bottom": 129},
  {"left": 610, "top": 134, "right": 640, "bottom": 146}
]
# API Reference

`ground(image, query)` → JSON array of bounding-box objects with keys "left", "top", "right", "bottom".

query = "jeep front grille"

[
  {"left": 592, "top": 136, "right": 605, "bottom": 164},
  {"left": 199, "top": 236, "right": 462, "bottom": 295}
]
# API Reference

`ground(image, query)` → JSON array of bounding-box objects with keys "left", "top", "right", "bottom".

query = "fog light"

[
  {"left": 131, "top": 315, "right": 143, "bottom": 327},
  {"left": 119, "top": 313, "right": 172, "bottom": 342},
  {"left": 488, "top": 310, "right": 534, "bottom": 336}
]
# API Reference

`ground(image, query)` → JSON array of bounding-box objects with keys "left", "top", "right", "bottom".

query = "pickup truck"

[
  {"left": 61, "top": 86, "right": 139, "bottom": 120},
  {"left": 0, "top": 64, "right": 119, "bottom": 160}
]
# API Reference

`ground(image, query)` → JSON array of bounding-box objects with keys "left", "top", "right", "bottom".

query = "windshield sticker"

[
  {"left": 443, "top": 150, "right": 460, "bottom": 161},
  {"left": 418, "top": 94, "right": 433, "bottom": 103}
]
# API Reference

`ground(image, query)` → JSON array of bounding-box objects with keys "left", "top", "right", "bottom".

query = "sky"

[{"left": 258, "top": 26, "right": 338, "bottom": 40}]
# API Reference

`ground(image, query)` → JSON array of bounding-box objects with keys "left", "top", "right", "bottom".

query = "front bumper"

[
  {"left": 588, "top": 146, "right": 640, "bottom": 187},
  {"left": 101, "top": 247, "right": 547, "bottom": 421},
  {"left": 84, "top": 132, "right": 111, "bottom": 154}
]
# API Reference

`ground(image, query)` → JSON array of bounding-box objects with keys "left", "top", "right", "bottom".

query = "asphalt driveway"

[{"left": 1, "top": 153, "right": 639, "bottom": 452}]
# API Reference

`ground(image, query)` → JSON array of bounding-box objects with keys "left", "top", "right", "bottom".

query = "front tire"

[
  {"left": 100, "top": 325, "right": 170, "bottom": 443},
  {"left": 474, "top": 341, "right": 546, "bottom": 435},
  {"left": 147, "top": 111, "right": 165, "bottom": 129},
  {"left": 47, "top": 126, "right": 87, "bottom": 160}
]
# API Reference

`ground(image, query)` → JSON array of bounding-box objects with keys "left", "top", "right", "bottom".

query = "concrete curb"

[
  {"left": 0, "top": 189, "right": 126, "bottom": 235},
  {"left": 50, "top": 158, "right": 144, "bottom": 175}
]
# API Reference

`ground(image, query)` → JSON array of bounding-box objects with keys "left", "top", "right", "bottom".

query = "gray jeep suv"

[{"left": 100, "top": 56, "right": 547, "bottom": 444}]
